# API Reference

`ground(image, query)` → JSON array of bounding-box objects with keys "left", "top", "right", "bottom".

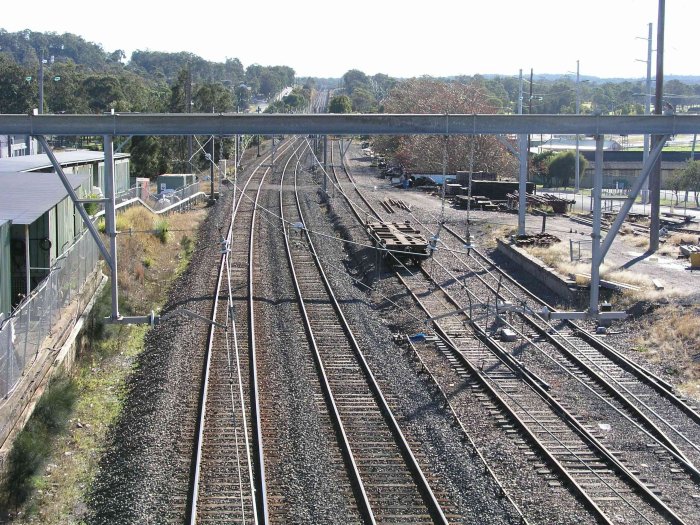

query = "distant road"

[{"left": 249, "top": 86, "right": 294, "bottom": 113}]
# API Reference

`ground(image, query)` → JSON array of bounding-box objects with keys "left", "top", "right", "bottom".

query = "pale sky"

[{"left": 2, "top": 0, "right": 697, "bottom": 79}]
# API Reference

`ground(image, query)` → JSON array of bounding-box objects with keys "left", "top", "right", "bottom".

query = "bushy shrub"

[{"left": 154, "top": 219, "right": 169, "bottom": 244}]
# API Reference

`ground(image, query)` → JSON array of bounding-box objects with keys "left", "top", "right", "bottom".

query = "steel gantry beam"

[
  {"left": 9, "top": 113, "right": 700, "bottom": 325},
  {"left": 2, "top": 113, "right": 700, "bottom": 137}
]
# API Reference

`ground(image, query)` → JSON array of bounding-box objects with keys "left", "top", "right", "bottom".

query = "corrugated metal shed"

[
  {"left": 0, "top": 172, "right": 89, "bottom": 225},
  {"left": 0, "top": 150, "right": 129, "bottom": 174},
  {"left": 156, "top": 173, "right": 197, "bottom": 191}
]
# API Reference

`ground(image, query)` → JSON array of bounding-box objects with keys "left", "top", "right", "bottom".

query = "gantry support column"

[
  {"left": 589, "top": 135, "right": 604, "bottom": 316},
  {"left": 104, "top": 134, "right": 120, "bottom": 320},
  {"left": 518, "top": 134, "right": 528, "bottom": 235}
]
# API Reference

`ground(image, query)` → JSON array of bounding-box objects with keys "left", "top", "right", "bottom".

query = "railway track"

[
  {"left": 187, "top": 138, "right": 298, "bottom": 524},
  {"left": 405, "top": 203, "right": 700, "bottom": 522},
  {"left": 381, "top": 174, "right": 700, "bottom": 518},
  {"left": 326, "top": 141, "right": 589, "bottom": 523},
  {"left": 329, "top": 140, "right": 700, "bottom": 523},
  {"left": 283, "top": 141, "right": 452, "bottom": 523},
  {"left": 435, "top": 224, "right": 700, "bottom": 470}
]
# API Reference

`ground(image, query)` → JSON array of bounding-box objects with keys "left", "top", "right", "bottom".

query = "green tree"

[
  {"left": 531, "top": 150, "right": 556, "bottom": 185},
  {"left": 0, "top": 54, "right": 35, "bottom": 113},
  {"left": 680, "top": 160, "right": 700, "bottom": 205},
  {"left": 128, "top": 136, "right": 167, "bottom": 179},
  {"left": 43, "top": 61, "right": 89, "bottom": 113},
  {"left": 81, "top": 75, "right": 126, "bottom": 112},
  {"left": 547, "top": 151, "right": 587, "bottom": 188},
  {"left": 329, "top": 94, "right": 352, "bottom": 114},
  {"left": 193, "top": 82, "right": 233, "bottom": 113},
  {"left": 235, "top": 84, "right": 252, "bottom": 109},
  {"left": 667, "top": 170, "right": 685, "bottom": 205},
  {"left": 342, "top": 69, "right": 369, "bottom": 95},
  {"left": 350, "top": 87, "right": 377, "bottom": 113},
  {"left": 282, "top": 91, "right": 306, "bottom": 109}
]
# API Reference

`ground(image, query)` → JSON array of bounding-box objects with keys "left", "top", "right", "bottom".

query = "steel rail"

[
  {"left": 334, "top": 142, "right": 675, "bottom": 523},
  {"left": 247, "top": 137, "right": 297, "bottom": 524},
  {"left": 279, "top": 143, "right": 376, "bottom": 524},
  {"left": 414, "top": 268, "right": 687, "bottom": 524},
  {"left": 187, "top": 148, "right": 273, "bottom": 525},
  {"left": 340, "top": 137, "right": 694, "bottom": 520},
  {"left": 298, "top": 144, "right": 450, "bottom": 524},
  {"left": 517, "top": 311, "right": 700, "bottom": 475},
  {"left": 402, "top": 336, "right": 530, "bottom": 524},
  {"left": 4, "top": 113, "right": 700, "bottom": 136},
  {"left": 443, "top": 224, "right": 700, "bottom": 425},
  {"left": 187, "top": 137, "right": 298, "bottom": 524},
  {"left": 424, "top": 228, "right": 700, "bottom": 477},
  {"left": 330, "top": 141, "right": 531, "bottom": 523},
  {"left": 394, "top": 272, "right": 612, "bottom": 524}
]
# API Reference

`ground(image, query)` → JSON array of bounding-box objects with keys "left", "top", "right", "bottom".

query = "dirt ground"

[
  {"left": 349, "top": 158, "right": 700, "bottom": 303},
  {"left": 344, "top": 147, "right": 700, "bottom": 399}
]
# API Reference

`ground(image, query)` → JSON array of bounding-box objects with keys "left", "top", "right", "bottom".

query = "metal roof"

[
  {"left": 0, "top": 172, "right": 89, "bottom": 225},
  {"left": 0, "top": 150, "right": 129, "bottom": 174}
]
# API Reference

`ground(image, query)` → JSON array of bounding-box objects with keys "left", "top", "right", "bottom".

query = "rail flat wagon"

[{"left": 365, "top": 220, "right": 430, "bottom": 265}]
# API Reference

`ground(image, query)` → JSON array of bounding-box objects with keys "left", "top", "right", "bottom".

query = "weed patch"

[{"left": 633, "top": 304, "right": 700, "bottom": 397}]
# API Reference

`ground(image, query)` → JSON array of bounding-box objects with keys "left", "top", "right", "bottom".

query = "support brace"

[
  {"left": 517, "top": 134, "right": 528, "bottom": 235},
  {"left": 597, "top": 134, "right": 670, "bottom": 262},
  {"left": 35, "top": 135, "right": 113, "bottom": 270},
  {"left": 35, "top": 135, "right": 158, "bottom": 325}
]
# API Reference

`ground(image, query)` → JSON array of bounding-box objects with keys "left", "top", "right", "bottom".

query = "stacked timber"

[
  {"left": 453, "top": 195, "right": 501, "bottom": 211},
  {"left": 513, "top": 233, "right": 561, "bottom": 248},
  {"left": 380, "top": 198, "right": 412, "bottom": 213}
]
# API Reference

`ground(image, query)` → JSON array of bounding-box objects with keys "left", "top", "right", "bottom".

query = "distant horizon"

[
  {"left": 5, "top": 29, "right": 700, "bottom": 84},
  {"left": 2, "top": 0, "right": 698, "bottom": 79}
]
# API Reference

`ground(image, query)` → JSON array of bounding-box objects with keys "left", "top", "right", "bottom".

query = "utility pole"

[
  {"left": 39, "top": 50, "right": 45, "bottom": 116},
  {"left": 234, "top": 106, "right": 239, "bottom": 182},
  {"left": 38, "top": 51, "right": 45, "bottom": 154},
  {"left": 527, "top": 68, "right": 533, "bottom": 169},
  {"left": 518, "top": 69, "right": 527, "bottom": 236},
  {"left": 186, "top": 66, "right": 193, "bottom": 165},
  {"left": 640, "top": 22, "right": 653, "bottom": 204},
  {"left": 210, "top": 136, "right": 215, "bottom": 201},
  {"left": 650, "top": 0, "right": 665, "bottom": 252},
  {"left": 575, "top": 60, "right": 581, "bottom": 192}
]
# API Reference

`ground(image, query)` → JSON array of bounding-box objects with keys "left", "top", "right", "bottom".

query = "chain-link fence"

[
  {"left": 0, "top": 179, "right": 205, "bottom": 403},
  {"left": 0, "top": 228, "right": 99, "bottom": 401}
]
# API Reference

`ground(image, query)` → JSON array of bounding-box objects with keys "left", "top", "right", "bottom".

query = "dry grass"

[
  {"left": 110, "top": 207, "right": 205, "bottom": 309},
  {"left": 524, "top": 243, "right": 652, "bottom": 289},
  {"left": 523, "top": 239, "right": 699, "bottom": 399},
  {"left": 629, "top": 235, "right": 650, "bottom": 249},
  {"left": 633, "top": 305, "right": 700, "bottom": 399},
  {"left": 480, "top": 225, "right": 517, "bottom": 249},
  {"left": 658, "top": 233, "right": 700, "bottom": 257},
  {"left": 523, "top": 242, "right": 665, "bottom": 310}
]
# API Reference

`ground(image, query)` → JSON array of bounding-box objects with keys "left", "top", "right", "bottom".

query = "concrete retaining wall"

[{"left": 496, "top": 238, "right": 580, "bottom": 302}]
